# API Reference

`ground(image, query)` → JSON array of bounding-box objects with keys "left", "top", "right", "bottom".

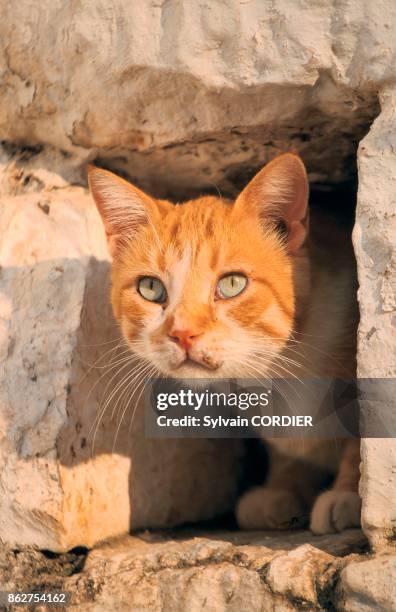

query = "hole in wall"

[{"left": 55, "top": 151, "right": 357, "bottom": 531}]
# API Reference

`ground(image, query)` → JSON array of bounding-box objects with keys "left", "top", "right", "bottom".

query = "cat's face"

[
  {"left": 107, "top": 199, "right": 294, "bottom": 379},
  {"left": 89, "top": 154, "right": 309, "bottom": 379}
]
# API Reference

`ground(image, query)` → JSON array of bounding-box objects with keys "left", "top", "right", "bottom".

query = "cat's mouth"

[{"left": 174, "top": 355, "right": 222, "bottom": 373}]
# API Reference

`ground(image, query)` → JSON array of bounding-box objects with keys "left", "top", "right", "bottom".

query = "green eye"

[
  {"left": 217, "top": 273, "right": 247, "bottom": 299},
  {"left": 138, "top": 277, "right": 167, "bottom": 303}
]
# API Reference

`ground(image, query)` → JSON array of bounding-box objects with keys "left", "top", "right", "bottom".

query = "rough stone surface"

[
  {"left": 3, "top": 1, "right": 395, "bottom": 197},
  {"left": 0, "top": 157, "right": 241, "bottom": 551},
  {"left": 354, "top": 86, "right": 396, "bottom": 551},
  {"left": 0, "top": 529, "right": 368, "bottom": 611},
  {"left": 340, "top": 554, "right": 396, "bottom": 611}
]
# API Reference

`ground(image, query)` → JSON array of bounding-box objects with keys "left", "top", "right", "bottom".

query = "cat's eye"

[
  {"left": 216, "top": 273, "right": 247, "bottom": 299},
  {"left": 138, "top": 277, "right": 167, "bottom": 303}
]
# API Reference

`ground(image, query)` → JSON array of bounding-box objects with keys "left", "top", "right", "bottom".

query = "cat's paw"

[
  {"left": 236, "top": 487, "right": 307, "bottom": 530},
  {"left": 310, "top": 490, "right": 361, "bottom": 535}
]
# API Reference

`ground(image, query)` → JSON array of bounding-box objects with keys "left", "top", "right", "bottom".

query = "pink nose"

[{"left": 169, "top": 329, "right": 201, "bottom": 351}]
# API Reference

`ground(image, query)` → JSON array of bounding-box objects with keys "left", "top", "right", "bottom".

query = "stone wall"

[{"left": 0, "top": 0, "right": 396, "bottom": 552}]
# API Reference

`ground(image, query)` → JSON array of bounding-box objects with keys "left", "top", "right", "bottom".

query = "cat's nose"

[{"left": 169, "top": 329, "right": 201, "bottom": 351}]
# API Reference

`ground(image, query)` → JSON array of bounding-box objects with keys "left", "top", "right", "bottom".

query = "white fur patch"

[{"left": 166, "top": 245, "right": 192, "bottom": 314}]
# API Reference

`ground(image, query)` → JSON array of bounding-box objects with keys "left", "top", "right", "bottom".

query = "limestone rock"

[
  {"left": 1, "top": 1, "right": 393, "bottom": 196},
  {"left": 340, "top": 554, "right": 396, "bottom": 611},
  {"left": 354, "top": 86, "right": 396, "bottom": 550},
  {"left": 0, "top": 529, "right": 368, "bottom": 611},
  {"left": 266, "top": 544, "right": 340, "bottom": 607}
]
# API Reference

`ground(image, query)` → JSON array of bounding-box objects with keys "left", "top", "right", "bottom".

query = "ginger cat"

[{"left": 88, "top": 154, "right": 361, "bottom": 534}]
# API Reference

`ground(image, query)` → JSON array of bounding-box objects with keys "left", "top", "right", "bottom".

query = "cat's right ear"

[{"left": 88, "top": 165, "right": 158, "bottom": 257}]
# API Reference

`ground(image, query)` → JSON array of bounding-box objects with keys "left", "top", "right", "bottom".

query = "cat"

[{"left": 88, "top": 153, "right": 361, "bottom": 534}]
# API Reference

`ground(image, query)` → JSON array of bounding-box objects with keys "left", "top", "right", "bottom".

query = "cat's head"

[{"left": 88, "top": 154, "right": 309, "bottom": 379}]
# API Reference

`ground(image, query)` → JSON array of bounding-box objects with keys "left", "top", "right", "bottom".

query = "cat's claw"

[
  {"left": 236, "top": 487, "right": 307, "bottom": 530},
  {"left": 310, "top": 490, "right": 361, "bottom": 535}
]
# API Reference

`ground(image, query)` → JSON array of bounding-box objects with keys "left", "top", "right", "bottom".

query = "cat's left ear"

[{"left": 234, "top": 153, "right": 309, "bottom": 254}]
